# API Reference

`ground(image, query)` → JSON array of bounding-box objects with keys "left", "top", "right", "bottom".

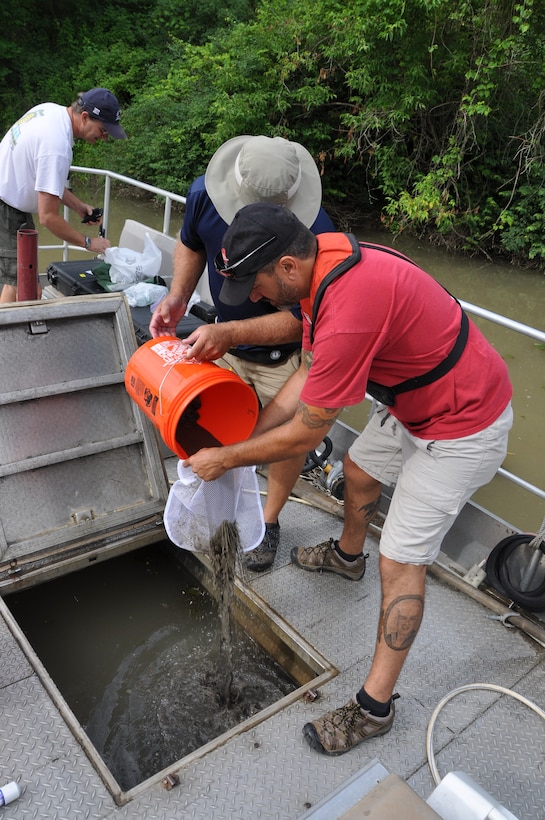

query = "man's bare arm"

[{"left": 181, "top": 311, "right": 302, "bottom": 361}]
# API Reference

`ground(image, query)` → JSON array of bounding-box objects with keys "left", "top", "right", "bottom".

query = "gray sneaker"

[
  {"left": 244, "top": 523, "right": 280, "bottom": 571},
  {"left": 303, "top": 696, "right": 398, "bottom": 756},
  {"left": 291, "top": 538, "right": 367, "bottom": 581}
]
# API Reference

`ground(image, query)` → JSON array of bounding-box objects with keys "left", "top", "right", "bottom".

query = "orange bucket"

[{"left": 124, "top": 336, "right": 259, "bottom": 458}]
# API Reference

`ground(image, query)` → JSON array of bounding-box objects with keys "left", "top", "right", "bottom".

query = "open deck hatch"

[{"left": 0, "top": 295, "right": 336, "bottom": 804}]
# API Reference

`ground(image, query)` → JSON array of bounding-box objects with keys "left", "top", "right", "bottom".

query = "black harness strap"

[
  {"left": 366, "top": 309, "right": 468, "bottom": 406},
  {"left": 309, "top": 233, "right": 361, "bottom": 344},
  {"left": 310, "top": 235, "right": 469, "bottom": 407}
]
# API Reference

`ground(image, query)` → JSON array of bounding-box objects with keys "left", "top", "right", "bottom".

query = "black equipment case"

[
  {"left": 46, "top": 259, "right": 104, "bottom": 296},
  {"left": 45, "top": 259, "right": 212, "bottom": 345}
]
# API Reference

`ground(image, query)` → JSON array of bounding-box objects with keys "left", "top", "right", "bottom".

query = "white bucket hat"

[{"left": 204, "top": 135, "right": 322, "bottom": 227}]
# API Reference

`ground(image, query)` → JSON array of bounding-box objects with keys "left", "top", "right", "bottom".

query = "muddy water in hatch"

[{"left": 6, "top": 543, "right": 295, "bottom": 791}]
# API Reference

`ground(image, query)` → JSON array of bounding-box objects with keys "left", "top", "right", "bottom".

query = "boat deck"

[{"left": 1, "top": 464, "right": 544, "bottom": 819}]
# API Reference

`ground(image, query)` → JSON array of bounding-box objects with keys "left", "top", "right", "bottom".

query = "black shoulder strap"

[
  {"left": 309, "top": 237, "right": 469, "bottom": 404},
  {"left": 309, "top": 233, "right": 360, "bottom": 344},
  {"left": 311, "top": 239, "right": 417, "bottom": 341},
  {"left": 389, "top": 308, "right": 469, "bottom": 395},
  {"left": 359, "top": 241, "right": 470, "bottom": 401},
  {"left": 358, "top": 242, "right": 418, "bottom": 264}
]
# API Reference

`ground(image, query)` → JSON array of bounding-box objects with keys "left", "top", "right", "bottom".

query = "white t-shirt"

[{"left": 0, "top": 102, "right": 74, "bottom": 213}]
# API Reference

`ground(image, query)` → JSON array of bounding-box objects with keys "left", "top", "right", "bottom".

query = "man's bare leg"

[
  {"left": 364, "top": 555, "right": 426, "bottom": 701},
  {"left": 338, "top": 452, "right": 382, "bottom": 555},
  {"left": 302, "top": 555, "right": 427, "bottom": 755},
  {"left": 245, "top": 452, "right": 306, "bottom": 571},
  {"left": 0, "top": 284, "right": 17, "bottom": 303}
]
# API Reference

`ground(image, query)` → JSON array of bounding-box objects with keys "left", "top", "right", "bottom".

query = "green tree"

[
  {"left": 0, "top": 1, "right": 97, "bottom": 120},
  {"left": 2, "top": 0, "right": 545, "bottom": 266}
]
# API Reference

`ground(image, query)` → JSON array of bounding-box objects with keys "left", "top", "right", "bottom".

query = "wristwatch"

[{"left": 84, "top": 235, "right": 92, "bottom": 249}]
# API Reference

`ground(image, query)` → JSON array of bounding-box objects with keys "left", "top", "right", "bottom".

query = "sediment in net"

[{"left": 209, "top": 519, "right": 240, "bottom": 704}]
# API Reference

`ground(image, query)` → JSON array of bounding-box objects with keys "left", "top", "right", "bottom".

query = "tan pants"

[{"left": 216, "top": 349, "right": 301, "bottom": 407}]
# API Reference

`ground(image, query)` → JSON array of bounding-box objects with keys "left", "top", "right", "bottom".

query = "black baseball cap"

[
  {"left": 79, "top": 88, "right": 126, "bottom": 139},
  {"left": 216, "top": 202, "right": 302, "bottom": 305}
]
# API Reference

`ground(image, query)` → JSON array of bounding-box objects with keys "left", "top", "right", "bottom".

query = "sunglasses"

[{"left": 214, "top": 236, "right": 276, "bottom": 279}]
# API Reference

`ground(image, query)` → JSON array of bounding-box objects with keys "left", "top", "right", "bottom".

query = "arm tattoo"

[
  {"left": 378, "top": 595, "right": 424, "bottom": 651},
  {"left": 298, "top": 402, "right": 341, "bottom": 430},
  {"left": 302, "top": 349, "right": 313, "bottom": 371}
]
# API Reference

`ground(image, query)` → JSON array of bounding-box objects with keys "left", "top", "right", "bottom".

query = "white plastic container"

[
  {"left": 426, "top": 771, "right": 518, "bottom": 820},
  {"left": 0, "top": 781, "right": 21, "bottom": 806}
]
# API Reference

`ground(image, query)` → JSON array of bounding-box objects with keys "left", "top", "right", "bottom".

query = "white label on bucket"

[{"left": 151, "top": 340, "right": 201, "bottom": 366}]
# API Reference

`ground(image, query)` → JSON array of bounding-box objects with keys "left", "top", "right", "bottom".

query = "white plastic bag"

[
  {"left": 104, "top": 233, "right": 162, "bottom": 285},
  {"left": 185, "top": 290, "right": 201, "bottom": 316},
  {"left": 164, "top": 462, "right": 265, "bottom": 554},
  {"left": 123, "top": 281, "right": 168, "bottom": 307}
]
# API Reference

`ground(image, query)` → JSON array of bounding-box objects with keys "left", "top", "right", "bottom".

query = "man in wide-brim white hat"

[
  {"left": 204, "top": 134, "right": 323, "bottom": 226},
  {"left": 150, "top": 134, "right": 334, "bottom": 571}
]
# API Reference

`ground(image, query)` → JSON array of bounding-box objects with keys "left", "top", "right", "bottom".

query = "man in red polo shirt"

[{"left": 186, "top": 202, "right": 513, "bottom": 756}]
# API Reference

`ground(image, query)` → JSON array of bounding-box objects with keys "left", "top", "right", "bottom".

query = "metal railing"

[
  {"left": 43, "top": 165, "right": 187, "bottom": 260},
  {"left": 458, "top": 300, "right": 545, "bottom": 502}
]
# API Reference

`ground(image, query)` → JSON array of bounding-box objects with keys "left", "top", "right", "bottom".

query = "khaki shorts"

[
  {"left": 0, "top": 200, "right": 35, "bottom": 286},
  {"left": 348, "top": 403, "right": 513, "bottom": 564},
  {"left": 216, "top": 349, "right": 301, "bottom": 407}
]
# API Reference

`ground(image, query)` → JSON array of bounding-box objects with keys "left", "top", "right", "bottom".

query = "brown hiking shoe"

[
  {"left": 303, "top": 696, "right": 398, "bottom": 756},
  {"left": 291, "top": 538, "right": 367, "bottom": 581},
  {"left": 244, "top": 523, "right": 280, "bottom": 572}
]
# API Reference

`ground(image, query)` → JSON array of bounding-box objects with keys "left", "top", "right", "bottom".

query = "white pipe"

[{"left": 426, "top": 683, "right": 545, "bottom": 786}]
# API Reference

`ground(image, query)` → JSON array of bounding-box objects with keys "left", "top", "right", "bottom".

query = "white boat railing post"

[
  {"left": 102, "top": 173, "right": 112, "bottom": 238},
  {"left": 163, "top": 197, "right": 173, "bottom": 235}
]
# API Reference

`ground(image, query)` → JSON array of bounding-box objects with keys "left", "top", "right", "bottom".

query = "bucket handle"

[
  {"left": 157, "top": 363, "right": 179, "bottom": 417},
  {"left": 156, "top": 351, "right": 201, "bottom": 417}
]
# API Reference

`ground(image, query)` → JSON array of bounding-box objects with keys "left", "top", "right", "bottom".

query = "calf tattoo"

[
  {"left": 378, "top": 594, "right": 424, "bottom": 651},
  {"left": 359, "top": 496, "right": 380, "bottom": 523}
]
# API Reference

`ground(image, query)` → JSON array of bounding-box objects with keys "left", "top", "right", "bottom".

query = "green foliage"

[
  {"left": 151, "top": 0, "right": 255, "bottom": 45},
  {"left": 3, "top": 0, "right": 545, "bottom": 267},
  {"left": 497, "top": 182, "right": 545, "bottom": 263},
  {"left": 383, "top": 141, "right": 462, "bottom": 235},
  {"left": 0, "top": 2, "right": 96, "bottom": 120}
]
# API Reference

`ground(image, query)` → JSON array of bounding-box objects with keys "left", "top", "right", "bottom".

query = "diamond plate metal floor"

[{"left": 1, "top": 471, "right": 544, "bottom": 819}]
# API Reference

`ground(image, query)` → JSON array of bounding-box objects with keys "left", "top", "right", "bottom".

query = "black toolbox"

[{"left": 46, "top": 258, "right": 210, "bottom": 345}]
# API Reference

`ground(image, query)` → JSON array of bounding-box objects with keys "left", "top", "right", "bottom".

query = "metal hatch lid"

[{"left": 0, "top": 294, "right": 169, "bottom": 587}]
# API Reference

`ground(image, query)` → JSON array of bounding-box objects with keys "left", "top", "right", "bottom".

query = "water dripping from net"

[{"left": 208, "top": 519, "right": 239, "bottom": 705}]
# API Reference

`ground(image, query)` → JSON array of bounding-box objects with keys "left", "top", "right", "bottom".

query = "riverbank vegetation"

[{"left": 2, "top": 0, "right": 545, "bottom": 268}]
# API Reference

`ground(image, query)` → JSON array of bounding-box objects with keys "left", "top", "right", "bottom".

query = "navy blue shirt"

[{"left": 181, "top": 175, "right": 335, "bottom": 361}]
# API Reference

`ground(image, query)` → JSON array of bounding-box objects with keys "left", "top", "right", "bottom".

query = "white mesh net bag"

[{"left": 164, "top": 461, "right": 265, "bottom": 554}]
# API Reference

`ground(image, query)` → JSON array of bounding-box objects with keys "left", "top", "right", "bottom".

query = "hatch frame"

[{"left": 0, "top": 294, "right": 170, "bottom": 587}]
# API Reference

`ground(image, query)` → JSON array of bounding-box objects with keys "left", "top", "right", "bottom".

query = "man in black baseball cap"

[
  {"left": 78, "top": 88, "right": 127, "bottom": 140},
  {"left": 189, "top": 199, "right": 513, "bottom": 757},
  {"left": 215, "top": 202, "right": 310, "bottom": 306}
]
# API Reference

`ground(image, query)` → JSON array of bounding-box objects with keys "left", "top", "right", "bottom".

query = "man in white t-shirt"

[{"left": 0, "top": 88, "right": 126, "bottom": 302}]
